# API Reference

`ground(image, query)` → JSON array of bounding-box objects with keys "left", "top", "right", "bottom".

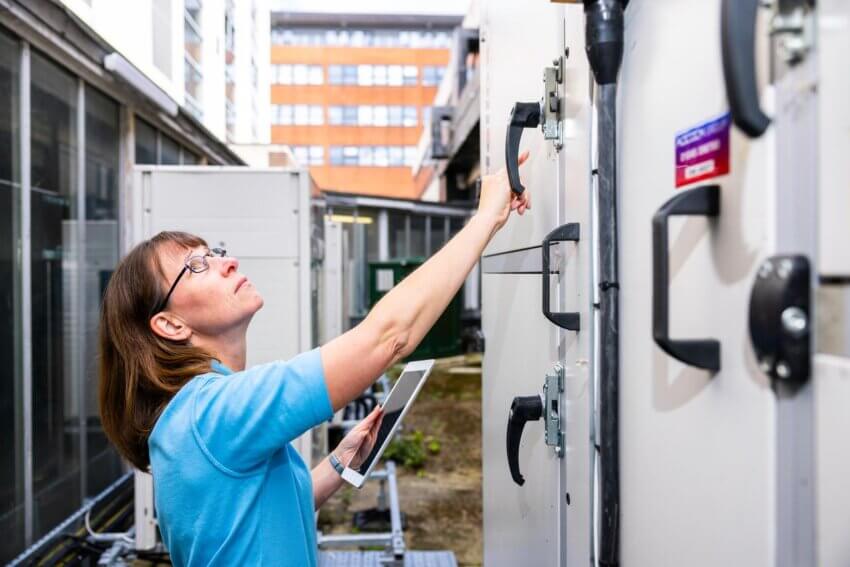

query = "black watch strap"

[{"left": 329, "top": 453, "right": 345, "bottom": 476}]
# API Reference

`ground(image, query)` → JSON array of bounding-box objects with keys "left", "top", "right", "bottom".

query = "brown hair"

[{"left": 99, "top": 231, "right": 214, "bottom": 470}]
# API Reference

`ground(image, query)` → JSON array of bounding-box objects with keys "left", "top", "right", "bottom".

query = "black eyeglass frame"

[{"left": 152, "top": 247, "right": 226, "bottom": 315}]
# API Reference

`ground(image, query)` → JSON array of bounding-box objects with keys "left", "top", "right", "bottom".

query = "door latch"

[
  {"left": 506, "top": 363, "right": 565, "bottom": 486},
  {"left": 543, "top": 363, "right": 565, "bottom": 457},
  {"left": 541, "top": 57, "right": 564, "bottom": 147},
  {"left": 505, "top": 55, "right": 565, "bottom": 194}
]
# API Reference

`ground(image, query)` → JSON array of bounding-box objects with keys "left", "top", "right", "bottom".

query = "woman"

[{"left": 98, "top": 153, "right": 530, "bottom": 566}]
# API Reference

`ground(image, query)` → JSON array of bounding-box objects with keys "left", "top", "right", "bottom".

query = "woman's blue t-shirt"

[{"left": 148, "top": 348, "right": 333, "bottom": 566}]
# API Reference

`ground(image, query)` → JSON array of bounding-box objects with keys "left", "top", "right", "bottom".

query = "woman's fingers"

[{"left": 517, "top": 150, "right": 530, "bottom": 166}]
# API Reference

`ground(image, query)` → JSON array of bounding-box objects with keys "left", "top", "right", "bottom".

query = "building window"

[
  {"left": 160, "top": 133, "right": 181, "bottom": 165},
  {"left": 326, "top": 105, "right": 419, "bottom": 127},
  {"left": 273, "top": 64, "right": 323, "bottom": 85},
  {"left": 326, "top": 64, "right": 423, "bottom": 87},
  {"left": 271, "top": 27, "right": 454, "bottom": 49},
  {"left": 403, "top": 65, "right": 418, "bottom": 85},
  {"left": 135, "top": 117, "right": 203, "bottom": 165},
  {"left": 328, "top": 146, "right": 418, "bottom": 167},
  {"left": 422, "top": 65, "right": 445, "bottom": 86},
  {"left": 291, "top": 145, "right": 324, "bottom": 165},
  {"left": 272, "top": 104, "right": 323, "bottom": 125},
  {"left": 403, "top": 106, "right": 418, "bottom": 127}
]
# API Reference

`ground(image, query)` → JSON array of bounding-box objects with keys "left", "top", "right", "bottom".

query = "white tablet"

[{"left": 341, "top": 359, "right": 436, "bottom": 488}]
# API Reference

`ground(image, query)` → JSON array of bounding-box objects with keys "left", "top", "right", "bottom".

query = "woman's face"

[{"left": 157, "top": 244, "right": 264, "bottom": 336}]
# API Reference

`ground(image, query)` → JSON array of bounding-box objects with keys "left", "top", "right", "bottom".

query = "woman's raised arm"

[{"left": 320, "top": 152, "right": 531, "bottom": 411}]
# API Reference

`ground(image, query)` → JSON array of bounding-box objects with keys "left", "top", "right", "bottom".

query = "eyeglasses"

[{"left": 153, "top": 247, "right": 226, "bottom": 314}]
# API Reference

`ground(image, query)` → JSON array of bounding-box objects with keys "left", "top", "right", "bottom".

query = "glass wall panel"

[
  {"left": 30, "top": 50, "right": 81, "bottom": 539},
  {"left": 388, "top": 212, "right": 407, "bottom": 259},
  {"left": 449, "top": 215, "right": 466, "bottom": 239},
  {"left": 160, "top": 133, "right": 180, "bottom": 165},
  {"left": 428, "top": 216, "right": 445, "bottom": 256},
  {"left": 84, "top": 86, "right": 122, "bottom": 496},
  {"left": 135, "top": 118, "right": 157, "bottom": 164},
  {"left": 409, "top": 214, "right": 426, "bottom": 258},
  {"left": 0, "top": 30, "right": 23, "bottom": 564}
]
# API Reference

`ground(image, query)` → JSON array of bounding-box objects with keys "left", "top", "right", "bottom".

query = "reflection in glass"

[
  {"left": 354, "top": 370, "right": 425, "bottom": 475},
  {"left": 84, "top": 86, "right": 123, "bottom": 496},
  {"left": 30, "top": 50, "right": 81, "bottom": 539},
  {"left": 135, "top": 118, "right": 157, "bottom": 164},
  {"left": 388, "top": 212, "right": 407, "bottom": 259},
  {"left": 0, "top": 30, "right": 23, "bottom": 563},
  {"left": 409, "top": 214, "right": 425, "bottom": 258},
  {"left": 160, "top": 133, "right": 180, "bottom": 165},
  {"left": 428, "top": 216, "right": 445, "bottom": 256}
]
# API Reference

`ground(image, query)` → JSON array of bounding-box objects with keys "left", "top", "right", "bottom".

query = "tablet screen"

[{"left": 353, "top": 368, "right": 427, "bottom": 476}]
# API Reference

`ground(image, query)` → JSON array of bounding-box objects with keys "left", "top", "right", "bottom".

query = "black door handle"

[
  {"left": 506, "top": 395, "right": 543, "bottom": 486},
  {"left": 505, "top": 102, "right": 541, "bottom": 194},
  {"left": 721, "top": 0, "right": 770, "bottom": 138},
  {"left": 652, "top": 185, "right": 721, "bottom": 372},
  {"left": 542, "top": 223, "right": 581, "bottom": 331}
]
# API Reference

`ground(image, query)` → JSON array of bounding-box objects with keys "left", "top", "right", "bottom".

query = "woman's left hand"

[{"left": 334, "top": 406, "right": 385, "bottom": 469}]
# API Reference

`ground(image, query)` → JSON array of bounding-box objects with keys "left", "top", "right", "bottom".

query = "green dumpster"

[{"left": 368, "top": 257, "right": 462, "bottom": 360}]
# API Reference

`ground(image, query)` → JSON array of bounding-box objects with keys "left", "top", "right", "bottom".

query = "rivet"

[
  {"left": 781, "top": 306, "right": 808, "bottom": 338},
  {"left": 776, "top": 361, "right": 791, "bottom": 379}
]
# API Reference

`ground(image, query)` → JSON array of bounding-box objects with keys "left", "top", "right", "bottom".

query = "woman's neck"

[{"left": 192, "top": 326, "right": 248, "bottom": 371}]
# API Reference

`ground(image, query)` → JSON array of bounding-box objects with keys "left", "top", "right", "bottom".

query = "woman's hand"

[
  {"left": 476, "top": 150, "right": 532, "bottom": 231},
  {"left": 334, "top": 406, "right": 385, "bottom": 469}
]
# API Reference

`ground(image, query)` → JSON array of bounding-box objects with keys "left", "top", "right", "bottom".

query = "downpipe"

[{"left": 583, "top": 1, "right": 624, "bottom": 566}]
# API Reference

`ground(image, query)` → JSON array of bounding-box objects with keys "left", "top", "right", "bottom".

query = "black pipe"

[{"left": 583, "top": 1, "right": 624, "bottom": 566}]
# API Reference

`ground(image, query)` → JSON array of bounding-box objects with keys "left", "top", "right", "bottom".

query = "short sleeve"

[{"left": 192, "top": 348, "right": 333, "bottom": 473}]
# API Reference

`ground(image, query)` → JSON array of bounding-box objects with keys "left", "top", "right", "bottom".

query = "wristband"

[{"left": 329, "top": 453, "right": 345, "bottom": 476}]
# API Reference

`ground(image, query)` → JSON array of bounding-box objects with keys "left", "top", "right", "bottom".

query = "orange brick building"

[{"left": 270, "top": 12, "right": 460, "bottom": 199}]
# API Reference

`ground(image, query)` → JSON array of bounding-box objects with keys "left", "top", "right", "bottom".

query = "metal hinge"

[{"left": 543, "top": 362, "right": 565, "bottom": 457}]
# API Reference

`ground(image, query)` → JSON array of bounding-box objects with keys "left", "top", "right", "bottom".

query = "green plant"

[
  {"left": 425, "top": 436, "right": 441, "bottom": 455},
  {"left": 383, "top": 430, "right": 427, "bottom": 469}
]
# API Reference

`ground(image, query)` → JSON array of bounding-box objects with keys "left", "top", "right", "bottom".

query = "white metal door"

[
  {"left": 618, "top": 0, "right": 817, "bottom": 564},
  {"left": 480, "top": 2, "right": 593, "bottom": 565}
]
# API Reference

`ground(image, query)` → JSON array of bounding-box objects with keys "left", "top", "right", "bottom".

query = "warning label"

[{"left": 675, "top": 113, "right": 731, "bottom": 188}]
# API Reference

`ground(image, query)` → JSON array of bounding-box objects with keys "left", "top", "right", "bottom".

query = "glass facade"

[
  {"left": 30, "top": 50, "right": 81, "bottom": 537},
  {"left": 0, "top": 29, "right": 219, "bottom": 561},
  {"left": 0, "top": 29, "right": 23, "bottom": 563},
  {"left": 83, "top": 86, "right": 123, "bottom": 495}
]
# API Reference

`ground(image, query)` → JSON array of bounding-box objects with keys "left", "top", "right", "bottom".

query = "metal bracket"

[
  {"left": 543, "top": 363, "right": 565, "bottom": 458},
  {"left": 770, "top": 1, "right": 815, "bottom": 66},
  {"left": 541, "top": 56, "right": 563, "bottom": 148}
]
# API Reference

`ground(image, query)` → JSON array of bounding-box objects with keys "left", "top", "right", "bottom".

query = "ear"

[{"left": 149, "top": 312, "right": 193, "bottom": 342}]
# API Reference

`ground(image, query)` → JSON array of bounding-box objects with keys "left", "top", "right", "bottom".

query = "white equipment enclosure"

[
  {"left": 479, "top": 0, "right": 849, "bottom": 566},
  {"left": 126, "top": 166, "right": 314, "bottom": 550}
]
